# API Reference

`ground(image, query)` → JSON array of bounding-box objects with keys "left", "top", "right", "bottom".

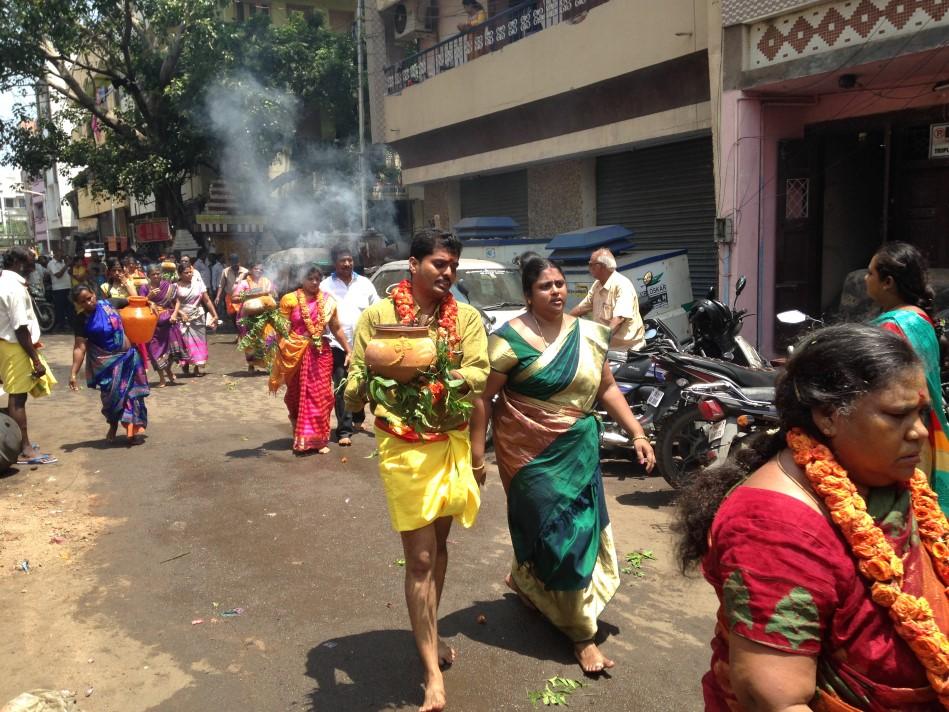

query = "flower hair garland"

[{"left": 787, "top": 429, "right": 949, "bottom": 707}]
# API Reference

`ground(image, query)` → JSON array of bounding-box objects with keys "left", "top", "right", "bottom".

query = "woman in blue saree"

[
  {"left": 68, "top": 285, "right": 149, "bottom": 443},
  {"left": 471, "top": 256, "right": 655, "bottom": 674},
  {"left": 866, "top": 241, "right": 949, "bottom": 513}
]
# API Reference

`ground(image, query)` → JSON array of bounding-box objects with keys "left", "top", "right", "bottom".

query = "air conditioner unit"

[{"left": 393, "top": 1, "right": 434, "bottom": 42}]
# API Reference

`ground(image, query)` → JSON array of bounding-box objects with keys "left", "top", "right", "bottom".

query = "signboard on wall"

[
  {"left": 135, "top": 218, "right": 171, "bottom": 243},
  {"left": 930, "top": 123, "right": 949, "bottom": 159}
]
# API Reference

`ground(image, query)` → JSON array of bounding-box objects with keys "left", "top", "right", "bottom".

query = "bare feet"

[
  {"left": 573, "top": 640, "right": 614, "bottom": 674},
  {"left": 505, "top": 573, "right": 537, "bottom": 611},
  {"left": 338, "top": 437, "right": 352, "bottom": 447},
  {"left": 420, "top": 671, "right": 446, "bottom": 712},
  {"left": 106, "top": 423, "right": 118, "bottom": 442},
  {"left": 317, "top": 446, "right": 330, "bottom": 454},
  {"left": 437, "top": 638, "right": 456, "bottom": 668}
]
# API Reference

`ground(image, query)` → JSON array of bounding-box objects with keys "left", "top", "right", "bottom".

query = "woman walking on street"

[
  {"left": 100, "top": 257, "right": 135, "bottom": 307},
  {"left": 677, "top": 324, "right": 949, "bottom": 710},
  {"left": 176, "top": 264, "right": 219, "bottom": 377},
  {"left": 471, "top": 255, "right": 655, "bottom": 674},
  {"left": 866, "top": 241, "right": 949, "bottom": 514},
  {"left": 68, "top": 285, "right": 149, "bottom": 443},
  {"left": 269, "top": 265, "right": 350, "bottom": 455},
  {"left": 233, "top": 262, "right": 276, "bottom": 373},
  {"left": 139, "top": 264, "right": 183, "bottom": 387}
]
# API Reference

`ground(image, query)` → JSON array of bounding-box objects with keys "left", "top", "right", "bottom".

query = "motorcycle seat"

[{"left": 665, "top": 352, "right": 778, "bottom": 388}]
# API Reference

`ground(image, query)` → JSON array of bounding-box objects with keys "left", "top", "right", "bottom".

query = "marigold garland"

[
  {"left": 296, "top": 289, "right": 326, "bottom": 351},
  {"left": 787, "top": 429, "right": 949, "bottom": 706},
  {"left": 391, "top": 279, "right": 460, "bottom": 352}
]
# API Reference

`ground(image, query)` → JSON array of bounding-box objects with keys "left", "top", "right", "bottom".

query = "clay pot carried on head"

[
  {"left": 364, "top": 325, "right": 437, "bottom": 384},
  {"left": 241, "top": 294, "right": 277, "bottom": 317},
  {"left": 119, "top": 295, "right": 159, "bottom": 345}
]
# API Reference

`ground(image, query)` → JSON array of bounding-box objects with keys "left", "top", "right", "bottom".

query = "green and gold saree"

[{"left": 488, "top": 317, "right": 619, "bottom": 641}]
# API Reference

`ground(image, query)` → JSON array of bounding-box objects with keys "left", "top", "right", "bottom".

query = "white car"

[{"left": 370, "top": 258, "right": 525, "bottom": 332}]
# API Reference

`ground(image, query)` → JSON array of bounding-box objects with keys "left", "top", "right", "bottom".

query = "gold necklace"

[
  {"left": 528, "top": 310, "right": 561, "bottom": 349},
  {"left": 776, "top": 452, "right": 824, "bottom": 509}
]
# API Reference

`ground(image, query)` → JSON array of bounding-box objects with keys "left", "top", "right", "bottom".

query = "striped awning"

[{"left": 194, "top": 214, "right": 266, "bottom": 234}]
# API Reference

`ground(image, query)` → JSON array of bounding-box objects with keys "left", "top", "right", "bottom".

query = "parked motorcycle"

[
  {"left": 689, "top": 276, "right": 765, "bottom": 368},
  {"left": 30, "top": 289, "right": 55, "bottom": 333}
]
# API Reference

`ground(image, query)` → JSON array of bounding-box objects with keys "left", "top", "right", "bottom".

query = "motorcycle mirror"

[
  {"left": 644, "top": 328, "right": 658, "bottom": 341},
  {"left": 706, "top": 285, "right": 717, "bottom": 300},
  {"left": 735, "top": 276, "right": 747, "bottom": 298},
  {"left": 777, "top": 309, "right": 808, "bottom": 325}
]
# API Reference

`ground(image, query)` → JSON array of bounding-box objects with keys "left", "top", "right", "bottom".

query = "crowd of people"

[{"left": 5, "top": 233, "right": 949, "bottom": 711}]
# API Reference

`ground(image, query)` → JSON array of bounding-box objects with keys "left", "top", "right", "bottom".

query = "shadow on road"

[
  {"left": 615, "top": 489, "right": 677, "bottom": 509},
  {"left": 225, "top": 437, "right": 293, "bottom": 459},
  {"left": 224, "top": 370, "right": 270, "bottom": 378},
  {"left": 303, "top": 597, "right": 618, "bottom": 710},
  {"left": 61, "top": 438, "right": 122, "bottom": 452}
]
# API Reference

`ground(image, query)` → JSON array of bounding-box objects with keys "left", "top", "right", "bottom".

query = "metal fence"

[{"left": 384, "top": 0, "right": 609, "bottom": 95}]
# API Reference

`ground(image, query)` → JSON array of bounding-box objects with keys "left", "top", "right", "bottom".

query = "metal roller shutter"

[
  {"left": 460, "top": 170, "right": 529, "bottom": 235},
  {"left": 596, "top": 137, "right": 717, "bottom": 296}
]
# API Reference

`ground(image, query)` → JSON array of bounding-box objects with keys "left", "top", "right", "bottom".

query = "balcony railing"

[{"left": 384, "top": 0, "right": 609, "bottom": 95}]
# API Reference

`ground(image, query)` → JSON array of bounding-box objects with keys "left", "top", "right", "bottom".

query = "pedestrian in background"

[
  {"left": 28, "top": 253, "right": 49, "bottom": 298},
  {"left": 176, "top": 264, "right": 218, "bottom": 377},
  {"left": 270, "top": 265, "right": 350, "bottom": 455},
  {"left": 193, "top": 248, "right": 212, "bottom": 293},
  {"left": 0, "top": 247, "right": 57, "bottom": 464},
  {"left": 570, "top": 247, "right": 644, "bottom": 353},
  {"left": 866, "top": 241, "right": 949, "bottom": 513},
  {"left": 320, "top": 244, "right": 379, "bottom": 445},
  {"left": 47, "top": 248, "right": 72, "bottom": 331},
  {"left": 68, "top": 284, "right": 149, "bottom": 443},
  {"left": 215, "top": 253, "right": 248, "bottom": 334}
]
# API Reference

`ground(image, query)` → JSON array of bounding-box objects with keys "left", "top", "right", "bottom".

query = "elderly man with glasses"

[{"left": 570, "top": 247, "right": 645, "bottom": 352}]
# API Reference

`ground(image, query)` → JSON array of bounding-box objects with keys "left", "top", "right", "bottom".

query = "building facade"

[
  {"left": 713, "top": 0, "right": 949, "bottom": 355},
  {"left": 367, "top": 0, "right": 720, "bottom": 294}
]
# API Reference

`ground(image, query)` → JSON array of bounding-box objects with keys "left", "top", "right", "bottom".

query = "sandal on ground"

[{"left": 17, "top": 453, "right": 58, "bottom": 465}]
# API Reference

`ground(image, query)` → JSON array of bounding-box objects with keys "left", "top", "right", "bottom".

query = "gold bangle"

[
  {"left": 632, "top": 435, "right": 650, "bottom": 443},
  {"left": 472, "top": 464, "right": 485, "bottom": 471}
]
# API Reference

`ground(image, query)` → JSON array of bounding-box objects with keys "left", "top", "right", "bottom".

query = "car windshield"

[{"left": 373, "top": 268, "right": 525, "bottom": 310}]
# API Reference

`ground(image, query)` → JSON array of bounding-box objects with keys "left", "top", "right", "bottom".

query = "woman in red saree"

[
  {"left": 269, "top": 266, "right": 351, "bottom": 455},
  {"left": 676, "top": 323, "right": 949, "bottom": 711}
]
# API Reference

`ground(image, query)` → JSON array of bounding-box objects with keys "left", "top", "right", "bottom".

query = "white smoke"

[{"left": 203, "top": 74, "right": 401, "bottom": 260}]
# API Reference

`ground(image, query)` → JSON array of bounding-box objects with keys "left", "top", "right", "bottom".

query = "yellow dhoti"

[
  {"left": 375, "top": 423, "right": 481, "bottom": 532},
  {"left": 0, "top": 340, "right": 56, "bottom": 397}
]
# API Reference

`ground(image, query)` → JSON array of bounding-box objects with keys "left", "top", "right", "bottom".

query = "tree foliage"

[{"left": 0, "top": 0, "right": 357, "bottom": 228}]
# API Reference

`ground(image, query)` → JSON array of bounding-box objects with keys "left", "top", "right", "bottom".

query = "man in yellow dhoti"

[{"left": 345, "top": 230, "right": 488, "bottom": 712}]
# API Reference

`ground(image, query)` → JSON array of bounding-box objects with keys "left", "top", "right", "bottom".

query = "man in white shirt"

[
  {"left": 193, "top": 248, "right": 212, "bottom": 291},
  {"left": 47, "top": 248, "right": 73, "bottom": 331},
  {"left": 321, "top": 244, "right": 379, "bottom": 445},
  {"left": 0, "top": 247, "right": 57, "bottom": 464},
  {"left": 570, "top": 247, "right": 645, "bottom": 352}
]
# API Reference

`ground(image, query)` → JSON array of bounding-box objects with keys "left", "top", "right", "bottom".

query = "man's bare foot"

[
  {"left": 106, "top": 423, "right": 118, "bottom": 442},
  {"left": 420, "top": 671, "right": 446, "bottom": 712},
  {"left": 437, "top": 638, "right": 456, "bottom": 668},
  {"left": 573, "top": 640, "right": 615, "bottom": 674},
  {"left": 317, "top": 446, "right": 330, "bottom": 454},
  {"left": 504, "top": 573, "right": 537, "bottom": 611}
]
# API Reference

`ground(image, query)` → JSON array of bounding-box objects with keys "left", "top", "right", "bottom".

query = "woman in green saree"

[
  {"left": 866, "top": 241, "right": 949, "bottom": 514},
  {"left": 471, "top": 256, "right": 655, "bottom": 674}
]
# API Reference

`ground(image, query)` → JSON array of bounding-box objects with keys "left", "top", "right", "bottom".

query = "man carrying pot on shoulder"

[{"left": 344, "top": 229, "right": 488, "bottom": 712}]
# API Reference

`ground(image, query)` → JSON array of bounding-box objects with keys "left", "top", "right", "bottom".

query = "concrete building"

[
  {"left": 367, "top": 0, "right": 719, "bottom": 293},
  {"left": 0, "top": 165, "right": 29, "bottom": 247},
  {"left": 712, "top": 0, "right": 949, "bottom": 355}
]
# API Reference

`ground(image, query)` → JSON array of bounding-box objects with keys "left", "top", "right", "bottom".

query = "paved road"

[{"left": 0, "top": 333, "right": 717, "bottom": 711}]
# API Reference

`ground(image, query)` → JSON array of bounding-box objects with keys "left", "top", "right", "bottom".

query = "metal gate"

[
  {"left": 596, "top": 137, "right": 717, "bottom": 296},
  {"left": 460, "top": 170, "right": 529, "bottom": 235}
]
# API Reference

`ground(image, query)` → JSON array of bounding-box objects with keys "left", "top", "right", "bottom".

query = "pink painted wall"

[{"left": 717, "top": 84, "right": 949, "bottom": 357}]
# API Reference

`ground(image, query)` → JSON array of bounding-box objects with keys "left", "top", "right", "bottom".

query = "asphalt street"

[{"left": 0, "top": 333, "right": 718, "bottom": 712}]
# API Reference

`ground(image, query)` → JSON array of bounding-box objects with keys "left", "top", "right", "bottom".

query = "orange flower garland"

[
  {"left": 296, "top": 289, "right": 326, "bottom": 350},
  {"left": 391, "top": 279, "right": 460, "bottom": 352},
  {"left": 787, "top": 429, "right": 949, "bottom": 707}
]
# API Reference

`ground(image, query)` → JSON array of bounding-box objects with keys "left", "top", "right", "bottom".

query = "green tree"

[{"left": 0, "top": 1, "right": 357, "bottom": 231}]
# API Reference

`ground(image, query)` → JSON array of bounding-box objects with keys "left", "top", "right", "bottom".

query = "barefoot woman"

[
  {"left": 345, "top": 230, "right": 489, "bottom": 711},
  {"left": 471, "top": 255, "right": 655, "bottom": 674},
  {"left": 68, "top": 285, "right": 149, "bottom": 443},
  {"left": 270, "top": 265, "right": 350, "bottom": 455}
]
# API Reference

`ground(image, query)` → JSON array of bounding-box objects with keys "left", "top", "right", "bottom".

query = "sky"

[{"left": 0, "top": 87, "right": 32, "bottom": 190}]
